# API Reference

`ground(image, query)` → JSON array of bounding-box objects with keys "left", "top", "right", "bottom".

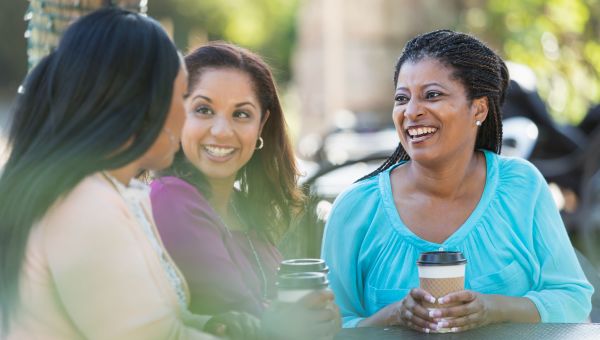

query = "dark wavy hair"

[
  {"left": 161, "top": 42, "right": 304, "bottom": 243},
  {"left": 0, "top": 8, "right": 180, "bottom": 330},
  {"left": 360, "top": 29, "right": 509, "bottom": 181}
]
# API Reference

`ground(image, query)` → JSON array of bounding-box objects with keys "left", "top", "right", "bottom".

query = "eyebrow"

[
  {"left": 236, "top": 101, "right": 257, "bottom": 109},
  {"left": 191, "top": 94, "right": 212, "bottom": 102},
  {"left": 191, "top": 95, "right": 258, "bottom": 109},
  {"left": 396, "top": 82, "right": 448, "bottom": 91}
]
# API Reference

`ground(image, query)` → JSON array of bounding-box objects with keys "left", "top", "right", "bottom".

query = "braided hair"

[{"left": 359, "top": 29, "right": 509, "bottom": 181}]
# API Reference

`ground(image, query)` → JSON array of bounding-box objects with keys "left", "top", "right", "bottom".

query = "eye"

[
  {"left": 395, "top": 94, "right": 409, "bottom": 104},
  {"left": 193, "top": 105, "right": 213, "bottom": 116},
  {"left": 233, "top": 110, "right": 251, "bottom": 119},
  {"left": 425, "top": 91, "right": 442, "bottom": 100}
]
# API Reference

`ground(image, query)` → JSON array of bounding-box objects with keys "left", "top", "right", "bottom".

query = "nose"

[
  {"left": 210, "top": 115, "right": 234, "bottom": 138},
  {"left": 403, "top": 98, "right": 422, "bottom": 120}
]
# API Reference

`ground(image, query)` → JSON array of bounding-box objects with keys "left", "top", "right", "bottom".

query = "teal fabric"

[{"left": 322, "top": 150, "right": 593, "bottom": 327}]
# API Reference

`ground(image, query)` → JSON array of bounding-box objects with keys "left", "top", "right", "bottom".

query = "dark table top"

[{"left": 335, "top": 323, "right": 600, "bottom": 340}]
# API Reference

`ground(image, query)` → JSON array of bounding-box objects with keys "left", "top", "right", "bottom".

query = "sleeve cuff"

[{"left": 523, "top": 293, "right": 548, "bottom": 322}]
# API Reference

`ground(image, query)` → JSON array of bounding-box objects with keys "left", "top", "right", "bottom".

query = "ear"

[
  {"left": 472, "top": 97, "right": 488, "bottom": 125},
  {"left": 259, "top": 110, "right": 270, "bottom": 135}
]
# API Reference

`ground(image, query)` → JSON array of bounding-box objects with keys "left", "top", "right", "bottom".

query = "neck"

[
  {"left": 105, "top": 163, "right": 140, "bottom": 186},
  {"left": 208, "top": 176, "right": 237, "bottom": 218},
  {"left": 405, "top": 151, "right": 482, "bottom": 199}
]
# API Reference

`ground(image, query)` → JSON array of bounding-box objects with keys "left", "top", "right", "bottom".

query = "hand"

[
  {"left": 261, "top": 290, "right": 341, "bottom": 340},
  {"left": 203, "top": 311, "right": 261, "bottom": 340},
  {"left": 382, "top": 288, "right": 442, "bottom": 333},
  {"left": 430, "top": 290, "right": 497, "bottom": 332}
]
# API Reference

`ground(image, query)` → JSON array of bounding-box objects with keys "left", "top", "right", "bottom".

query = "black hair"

[
  {"left": 360, "top": 29, "right": 509, "bottom": 181},
  {"left": 0, "top": 7, "right": 180, "bottom": 329}
]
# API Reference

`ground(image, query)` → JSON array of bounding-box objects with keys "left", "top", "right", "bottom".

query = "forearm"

[
  {"left": 488, "top": 295, "right": 540, "bottom": 323},
  {"left": 357, "top": 304, "right": 395, "bottom": 327}
]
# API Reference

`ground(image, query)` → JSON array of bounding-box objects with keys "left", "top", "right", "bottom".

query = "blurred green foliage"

[
  {"left": 149, "top": 0, "right": 299, "bottom": 83},
  {"left": 2, "top": 0, "right": 599, "bottom": 124},
  {"left": 460, "top": 0, "right": 600, "bottom": 123}
]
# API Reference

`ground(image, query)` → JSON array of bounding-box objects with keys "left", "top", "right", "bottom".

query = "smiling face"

[
  {"left": 182, "top": 67, "right": 266, "bottom": 186},
  {"left": 393, "top": 57, "right": 487, "bottom": 165}
]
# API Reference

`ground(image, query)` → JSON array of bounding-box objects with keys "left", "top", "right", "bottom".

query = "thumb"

[{"left": 214, "top": 323, "right": 227, "bottom": 336}]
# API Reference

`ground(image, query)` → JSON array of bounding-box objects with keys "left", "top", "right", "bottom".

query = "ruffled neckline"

[{"left": 379, "top": 150, "right": 498, "bottom": 249}]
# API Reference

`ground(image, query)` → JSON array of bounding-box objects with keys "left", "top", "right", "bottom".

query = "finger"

[
  {"left": 404, "top": 318, "right": 434, "bottom": 334},
  {"left": 438, "top": 290, "right": 477, "bottom": 305},
  {"left": 213, "top": 323, "right": 226, "bottom": 336},
  {"left": 448, "top": 321, "right": 481, "bottom": 333},
  {"left": 443, "top": 311, "right": 483, "bottom": 330},
  {"left": 399, "top": 307, "right": 439, "bottom": 331},
  {"left": 409, "top": 288, "right": 436, "bottom": 305},
  {"left": 403, "top": 295, "right": 436, "bottom": 322},
  {"left": 437, "top": 300, "right": 481, "bottom": 318},
  {"left": 311, "top": 308, "right": 338, "bottom": 323},
  {"left": 298, "top": 290, "right": 334, "bottom": 309}
]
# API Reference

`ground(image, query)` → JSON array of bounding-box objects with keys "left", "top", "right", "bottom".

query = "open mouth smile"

[
  {"left": 203, "top": 145, "right": 236, "bottom": 157},
  {"left": 406, "top": 126, "right": 438, "bottom": 142}
]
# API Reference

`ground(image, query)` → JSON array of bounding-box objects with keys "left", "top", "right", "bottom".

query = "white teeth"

[
  {"left": 204, "top": 145, "right": 235, "bottom": 157},
  {"left": 407, "top": 127, "right": 437, "bottom": 137}
]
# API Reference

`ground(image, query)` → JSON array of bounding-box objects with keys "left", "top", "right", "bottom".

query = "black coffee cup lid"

[
  {"left": 417, "top": 251, "right": 467, "bottom": 266},
  {"left": 278, "top": 258, "right": 329, "bottom": 274},
  {"left": 277, "top": 272, "right": 329, "bottom": 289}
]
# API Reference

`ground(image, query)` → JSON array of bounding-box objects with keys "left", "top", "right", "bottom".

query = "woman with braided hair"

[{"left": 322, "top": 30, "right": 592, "bottom": 332}]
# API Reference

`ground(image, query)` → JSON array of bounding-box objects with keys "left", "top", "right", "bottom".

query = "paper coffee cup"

[
  {"left": 417, "top": 251, "right": 466, "bottom": 333},
  {"left": 277, "top": 272, "right": 328, "bottom": 303}
]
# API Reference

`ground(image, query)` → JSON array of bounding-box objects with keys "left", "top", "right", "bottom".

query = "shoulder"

[
  {"left": 49, "top": 174, "right": 129, "bottom": 223},
  {"left": 150, "top": 176, "right": 202, "bottom": 200},
  {"left": 331, "top": 174, "right": 381, "bottom": 211},
  {"left": 40, "top": 175, "right": 137, "bottom": 251},
  {"left": 492, "top": 152, "right": 546, "bottom": 192},
  {"left": 150, "top": 176, "right": 220, "bottom": 235},
  {"left": 325, "top": 173, "right": 383, "bottom": 236}
]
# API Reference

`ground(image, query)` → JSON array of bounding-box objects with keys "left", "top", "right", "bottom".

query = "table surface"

[{"left": 335, "top": 323, "right": 600, "bottom": 340}]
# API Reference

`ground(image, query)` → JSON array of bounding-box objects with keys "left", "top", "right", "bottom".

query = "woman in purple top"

[{"left": 150, "top": 42, "right": 340, "bottom": 339}]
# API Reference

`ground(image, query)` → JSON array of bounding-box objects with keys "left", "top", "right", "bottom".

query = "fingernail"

[
  {"left": 429, "top": 309, "right": 441, "bottom": 318},
  {"left": 424, "top": 328, "right": 430, "bottom": 333},
  {"left": 438, "top": 297, "right": 446, "bottom": 304},
  {"left": 428, "top": 296, "right": 436, "bottom": 303},
  {"left": 451, "top": 327, "right": 459, "bottom": 333},
  {"left": 437, "top": 321, "right": 448, "bottom": 328}
]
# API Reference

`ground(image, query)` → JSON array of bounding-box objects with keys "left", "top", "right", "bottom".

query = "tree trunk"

[{"left": 25, "top": 0, "right": 146, "bottom": 70}]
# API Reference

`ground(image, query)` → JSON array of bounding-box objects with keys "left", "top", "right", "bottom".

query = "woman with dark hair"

[
  {"left": 0, "top": 8, "right": 214, "bottom": 339},
  {"left": 322, "top": 30, "right": 592, "bottom": 332},
  {"left": 150, "top": 42, "right": 340, "bottom": 339}
]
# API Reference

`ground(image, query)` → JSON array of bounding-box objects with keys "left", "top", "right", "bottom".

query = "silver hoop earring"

[
  {"left": 256, "top": 136, "right": 264, "bottom": 150},
  {"left": 475, "top": 120, "right": 482, "bottom": 127}
]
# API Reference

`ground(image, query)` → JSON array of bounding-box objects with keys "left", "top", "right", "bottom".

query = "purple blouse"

[{"left": 150, "top": 176, "right": 282, "bottom": 316}]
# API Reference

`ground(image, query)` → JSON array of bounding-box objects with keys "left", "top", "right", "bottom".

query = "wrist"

[
  {"left": 358, "top": 304, "right": 395, "bottom": 327},
  {"left": 486, "top": 295, "right": 540, "bottom": 323},
  {"left": 486, "top": 295, "right": 506, "bottom": 323}
]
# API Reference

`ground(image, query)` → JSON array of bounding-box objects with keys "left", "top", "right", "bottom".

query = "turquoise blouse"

[{"left": 322, "top": 150, "right": 593, "bottom": 327}]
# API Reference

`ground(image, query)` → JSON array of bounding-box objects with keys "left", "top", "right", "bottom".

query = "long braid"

[
  {"left": 359, "top": 30, "right": 508, "bottom": 182},
  {"left": 357, "top": 143, "right": 408, "bottom": 182}
]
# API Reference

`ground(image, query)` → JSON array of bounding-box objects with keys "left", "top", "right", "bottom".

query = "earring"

[
  {"left": 256, "top": 136, "right": 264, "bottom": 150},
  {"left": 475, "top": 120, "right": 482, "bottom": 127}
]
